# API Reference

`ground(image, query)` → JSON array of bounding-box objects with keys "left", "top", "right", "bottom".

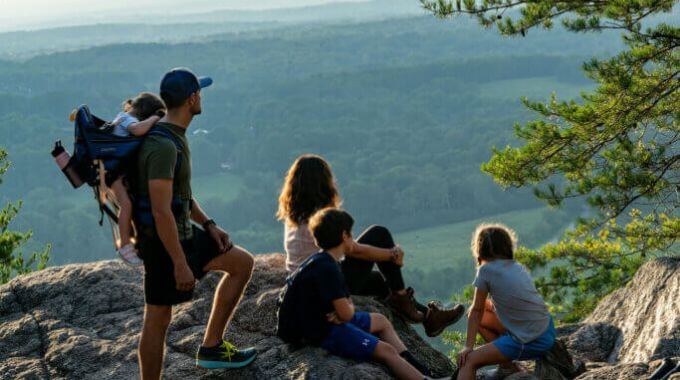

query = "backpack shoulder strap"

[
  {"left": 131, "top": 127, "right": 185, "bottom": 226},
  {"left": 147, "top": 127, "right": 182, "bottom": 153},
  {"left": 146, "top": 126, "right": 183, "bottom": 177}
]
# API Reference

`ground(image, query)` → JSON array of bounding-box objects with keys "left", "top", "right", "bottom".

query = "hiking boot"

[
  {"left": 388, "top": 291, "right": 425, "bottom": 323},
  {"left": 405, "top": 287, "right": 429, "bottom": 314},
  {"left": 423, "top": 301, "right": 465, "bottom": 337},
  {"left": 196, "top": 340, "right": 257, "bottom": 369},
  {"left": 118, "top": 243, "right": 142, "bottom": 266}
]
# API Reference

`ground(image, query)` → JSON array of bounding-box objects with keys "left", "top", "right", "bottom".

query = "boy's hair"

[
  {"left": 124, "top": 92, "right": 166, "bottom": 120},
  {"left": 471, "top": 223, "right": 517, "bottom": 263},
  {"left": 308, "top": 208, "right": 354, "bottom": 250},
  {"left": 277, "top": 154, "right": 341, "bottom": 226}
]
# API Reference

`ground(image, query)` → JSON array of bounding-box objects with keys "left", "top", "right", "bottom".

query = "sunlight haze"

[{"left": 0, "top": 0, "right": 371, "bottom": 31}]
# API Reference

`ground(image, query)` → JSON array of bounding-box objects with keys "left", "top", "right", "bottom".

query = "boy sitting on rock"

[{"left": 277, "top": 207, "right": 439, "bottom": 380}]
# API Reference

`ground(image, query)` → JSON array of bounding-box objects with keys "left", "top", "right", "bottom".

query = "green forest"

[{"left": 1, "top": 12, "right": 619, "bottom": 301}]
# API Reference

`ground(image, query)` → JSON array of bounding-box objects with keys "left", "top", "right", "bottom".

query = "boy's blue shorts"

[
  {"left": 320, "top": 311, "right": 379, "bottom": 362},
  {"left": 492, "top": 316, "right": 556, "bottom": 361}
]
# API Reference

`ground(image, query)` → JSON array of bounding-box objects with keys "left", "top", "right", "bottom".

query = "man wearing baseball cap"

[{"left": 132, "top": 68, "right": 257, "bottom": 379}]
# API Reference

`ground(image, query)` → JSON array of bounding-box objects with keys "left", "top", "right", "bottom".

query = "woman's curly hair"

[{"left": 277, "top": 154, "right": 341, "bottom": 226}]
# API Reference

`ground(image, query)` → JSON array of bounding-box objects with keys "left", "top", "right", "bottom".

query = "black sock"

[
  {"left": 201, "top": 342, "right": 220, "bottom": 350},
  {"left": 400, "top": 350, "right": 432, "bottom": 377}
]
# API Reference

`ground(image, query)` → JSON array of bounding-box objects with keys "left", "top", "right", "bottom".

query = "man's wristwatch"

[{"left": 202, "top": 219, "right": 216, "bottom": 230}]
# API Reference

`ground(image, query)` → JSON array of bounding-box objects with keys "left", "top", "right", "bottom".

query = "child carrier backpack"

[{"left": 51, "top": 104, "right": 181, "bottom": 248}]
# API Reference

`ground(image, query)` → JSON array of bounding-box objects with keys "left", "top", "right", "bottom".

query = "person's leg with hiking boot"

[
  {"left": 343, "top": 225, "right": 425, "bottom": 321},
  {"left": 343, "top": 225, "right": 465, "bottom": 334}
]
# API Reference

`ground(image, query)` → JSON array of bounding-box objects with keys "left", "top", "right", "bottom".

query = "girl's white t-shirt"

[
  {"left": 111, "top": 112, "right": 139, "bottom": 137},
  {"left": 284, "top": 222, "right": 319, "bottom": 272}
]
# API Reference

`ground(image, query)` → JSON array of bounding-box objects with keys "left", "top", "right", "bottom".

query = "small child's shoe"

[{"left": 118, "top": 243, "right": 143, "bottom": 266}]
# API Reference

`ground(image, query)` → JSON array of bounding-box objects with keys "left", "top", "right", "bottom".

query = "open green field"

[
  {"left": 192, "top": 173, "right": 244, "bottom": 203},
  {"left": 396, "top": 206, "right": 571, "bottom": 273}
]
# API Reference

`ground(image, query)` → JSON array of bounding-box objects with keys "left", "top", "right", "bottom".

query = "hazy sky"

[{"left": 0, "top": 0, "right": 370, "bottom": 31}]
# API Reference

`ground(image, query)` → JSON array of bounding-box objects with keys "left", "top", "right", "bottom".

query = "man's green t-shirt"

[{"left": 132, "top": 122, "right": 193, "bottom": 240}]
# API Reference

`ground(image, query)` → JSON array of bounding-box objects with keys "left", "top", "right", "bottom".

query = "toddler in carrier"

[{"left": 109, "top": 92, "right": 166, "bottom": 265}]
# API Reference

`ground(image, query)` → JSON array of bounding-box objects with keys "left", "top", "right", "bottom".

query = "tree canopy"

[
  {"left": 423, "top": 0, "right": 679, "bottom": 320},
  {"left": 0, "top": 149, "right": 50, "bottom": 283}
]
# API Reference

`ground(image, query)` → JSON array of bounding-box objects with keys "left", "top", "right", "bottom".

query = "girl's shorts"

[{"left": 492, "top": 316, "right": 556, "bottom": 360}]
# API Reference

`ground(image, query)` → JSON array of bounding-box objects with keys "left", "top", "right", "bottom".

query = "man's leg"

[
  {"left": 139, "top": 304, "right": 172, "bottom": 380},
  {"left": 201, "top": 245, "right": 255, "bottom": 347}
]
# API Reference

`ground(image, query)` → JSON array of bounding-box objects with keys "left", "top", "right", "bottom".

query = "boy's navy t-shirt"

[{"left": 277, "top": 251, "right": 350, "bottom": 344}]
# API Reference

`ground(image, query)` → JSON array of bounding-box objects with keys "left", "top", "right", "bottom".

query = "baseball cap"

[{"left": 160, "top": 67, "right": 213, "bottom": 105}]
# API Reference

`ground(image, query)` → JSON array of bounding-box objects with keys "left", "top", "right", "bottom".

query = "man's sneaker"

[
  {"left": 117, "top": 243, "right": 142, "bottom": 266},
  {"left": 387, "top": 291, "right": 425, "bottom": 323},
  {"left": 196, "top": 340, "right": 257, "bottom": 369},
  {"left": 660, "top": 362, "right": 680, "bottom": 380},
  {"left": 423, "top": 301, "right": 465, "bottom": 337},
  {"left": 649, "top": 358, "right": 675, "bottom": 380}
]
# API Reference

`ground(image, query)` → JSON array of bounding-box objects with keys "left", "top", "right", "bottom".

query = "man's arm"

[
  {"left": 149, "top": 178, "right": 194, "bottom": 291},
  {"left": 191, "top": 197, "right": 232, "bottom": 253},
  {"left": 190, "top": 197, "right": 210, "bottom": 225}
]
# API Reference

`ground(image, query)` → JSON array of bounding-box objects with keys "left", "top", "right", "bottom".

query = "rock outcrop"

[
  {"left": 500, "top": 257, "right": 680, "bottom": 380},
  {"left": 565, "top": 257, "right": 679, "bottom": 365},
  {"left": 2, "top": 254, "right": 678, "bottom": 379},
  {"left": 0, "top": 254, "right": 453, "bottom": 379}
]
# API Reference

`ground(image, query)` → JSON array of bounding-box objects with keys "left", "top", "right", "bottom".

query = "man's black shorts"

[{"left": 138, "top": 225, "right": 222, "bottom": 306}]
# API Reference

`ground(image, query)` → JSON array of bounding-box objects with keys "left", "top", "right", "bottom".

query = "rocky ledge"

[
  {"left": 504, "top": 256, "right": 679, "bottom": 380},
  {"left": 1, "top": 254, "right": 678, "bottom": 380},
  {"left": 0, "top": 253, "right": 453, "bottom": 379}
]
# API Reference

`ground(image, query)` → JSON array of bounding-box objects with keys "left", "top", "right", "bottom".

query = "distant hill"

[
  {"left": 1, "top": 15, "right": 600, "bottom": 269},
  {"left": 0, "top": 0, "right": 422, "bottom": 40}
]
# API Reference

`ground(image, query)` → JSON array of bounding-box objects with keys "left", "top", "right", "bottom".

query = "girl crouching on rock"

[{"left": 456, "top": 224, "right": 556, "bottom": 380}]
